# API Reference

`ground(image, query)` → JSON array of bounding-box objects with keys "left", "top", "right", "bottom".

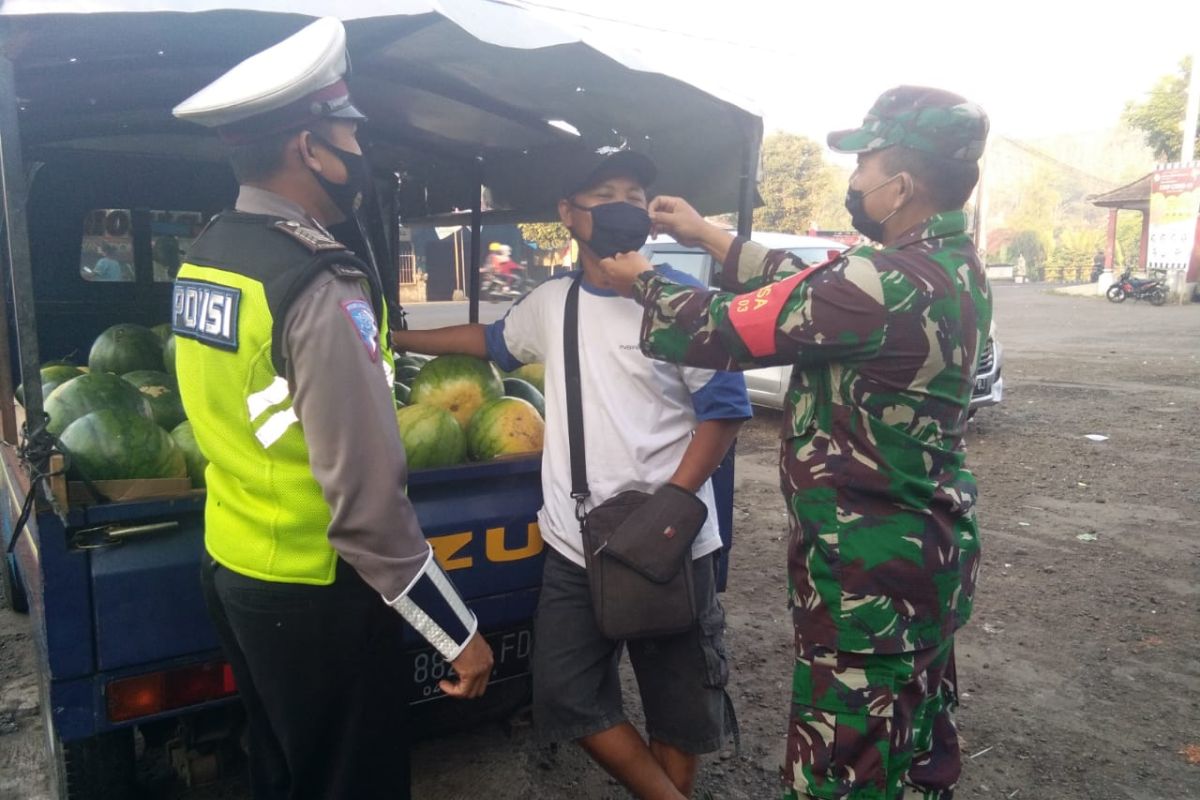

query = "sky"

[{"left": 519, "top": 0, "right": 1200, "bottom": 148}]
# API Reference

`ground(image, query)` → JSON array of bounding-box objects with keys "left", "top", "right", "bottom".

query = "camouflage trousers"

[{"left": 782, "top": 637, "right": 960, "bottom": 800}]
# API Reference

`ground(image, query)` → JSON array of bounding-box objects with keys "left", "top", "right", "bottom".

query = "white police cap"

[{"left": 173, "top": 17, "right": 365, "bottom": 143}]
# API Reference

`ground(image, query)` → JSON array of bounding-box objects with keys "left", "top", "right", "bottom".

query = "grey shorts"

[{"left": 531, "top": 548, "right": 732, "bottom": 754}]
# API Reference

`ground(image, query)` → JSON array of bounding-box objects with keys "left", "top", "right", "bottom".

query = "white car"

[{"left": 641, "top": 233, "right": 1003, "bottom": 414}]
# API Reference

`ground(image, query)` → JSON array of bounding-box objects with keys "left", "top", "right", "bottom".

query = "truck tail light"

[{"left": 107, "top": 661, "right": 237, "bottom": 722}]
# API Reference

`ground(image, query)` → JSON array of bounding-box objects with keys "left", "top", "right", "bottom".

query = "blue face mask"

[{"left": 570, "top": 200, "right": 651, "bottom": 259}]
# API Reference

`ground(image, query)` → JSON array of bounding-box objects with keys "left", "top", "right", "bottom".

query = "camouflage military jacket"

[{"left": 631, "top": 211, "right": 992, "bottom": 654}]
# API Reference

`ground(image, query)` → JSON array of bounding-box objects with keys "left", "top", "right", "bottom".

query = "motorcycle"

[
  {"left": 480, "top": 263, "right": 528, "bottom": 302},
  {"left": 1106, "top": 270, "right": 1167, "bottom": 306}
]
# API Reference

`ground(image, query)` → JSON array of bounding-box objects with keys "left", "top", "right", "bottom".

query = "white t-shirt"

[{"left": 485, "top": 267, "right": 752, "bottom": 568}]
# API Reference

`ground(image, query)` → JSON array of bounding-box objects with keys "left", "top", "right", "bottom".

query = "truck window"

[
  {"left": 80, "top": 208, "right": 207, "bottom": 283},
  {"left": 81, "top": 209, "right": 134, "bottom": 282},
  {"left": 150, "top": 211, "right": 206, "bottom": 282}
]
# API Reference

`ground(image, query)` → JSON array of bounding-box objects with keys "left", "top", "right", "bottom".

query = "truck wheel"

[
  {"left": 1, "top": 552, "right": 29, "bottom": 613},
  {"left": 41, "top": 668, "right": 136, "bottom": 800},
  {"left": 51, "top": 730, "right": 136, "bottom": 800}
]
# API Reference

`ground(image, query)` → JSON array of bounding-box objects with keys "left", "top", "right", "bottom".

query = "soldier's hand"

[
  {"left": 442, "top": 632, "right": 493, "bottom": 700},
  {"left": 598, "top": 252, "right": 652, "bottom": 296},
  {"left": 649, "top": 195, "right": 708, "bottom": 246}
]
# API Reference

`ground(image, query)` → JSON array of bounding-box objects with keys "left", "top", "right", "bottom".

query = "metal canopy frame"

[{"left": 0, "top": 2, "right": 761, "bottom": 414}]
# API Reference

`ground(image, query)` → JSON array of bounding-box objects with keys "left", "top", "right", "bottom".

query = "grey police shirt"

[{"left": 235, "top": 186, "right": 429, "bottom": 601}]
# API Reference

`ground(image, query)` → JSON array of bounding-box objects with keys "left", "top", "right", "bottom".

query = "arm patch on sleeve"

[
  {"left": 727, "top": 259, "right": 834, "bottom": 357},
  {"left": 385, "top": 548, "right": 479, "bottom": 661},
  {"left": 173, "top": 279, "right": 240, "bottom": 350},
  {"left": 341, "top": 299, "right": 380, "bottom": 362}
]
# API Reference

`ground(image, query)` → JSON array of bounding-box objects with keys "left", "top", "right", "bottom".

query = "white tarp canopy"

[{"left": 0, "top": 0, "right": 762, "bottom": 221}]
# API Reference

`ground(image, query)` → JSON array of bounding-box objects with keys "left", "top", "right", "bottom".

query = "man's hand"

[
  {"left": 598, "top": 251, "right": 653, "bottom": 296},
  {"left": 649, "top": 195, "right": 710, "bottom": 247},
  {"left": 442, "top": 631, "right": 493, "bottom": 699},
  {"left": 649, "top": 195, "right": 735, "bottom": 264}
]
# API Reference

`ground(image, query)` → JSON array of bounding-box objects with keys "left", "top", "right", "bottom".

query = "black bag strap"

[{"left": 564, "top": 275, "right": 589, "bottom": 521}]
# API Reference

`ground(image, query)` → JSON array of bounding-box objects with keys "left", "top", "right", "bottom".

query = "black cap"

[{"left": 563, "top": 150, "right": 657, "bottom": 198}]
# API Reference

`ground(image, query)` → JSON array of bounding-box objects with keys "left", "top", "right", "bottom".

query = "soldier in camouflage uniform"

[{"left": 599, "top": 86, "right": 991, "bottom": 799}]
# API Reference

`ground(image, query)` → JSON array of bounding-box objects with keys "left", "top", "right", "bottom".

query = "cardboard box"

[
  {"left": 66, "top": 477, "right": 193, "bottom": 505},
  {"left": 47, "top": 454, "right": 197, "bottom": 508}
]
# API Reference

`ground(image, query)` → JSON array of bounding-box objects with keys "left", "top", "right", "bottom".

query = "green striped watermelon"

[
  {"left": 16, "top": 363, "right": 86, "bottom": 406},
  {"left": 121, "top": 370, "right": 187, "bottom": 430},
  {"left": 396, "top": 354, "right": 430, "bottom": 371},
  {"left": 396, "top": 363, "right": 422, "bottom": 384},
  {"left": 60, "top": 408, "right": 187, "bottom": 481},
  {"left": 395, "top": 404, "right": 466, "bottom": 469},
  {"left": 89, "top": 323, "right": 164, "bottom": 375},
  {"left": 163, "top": 334, "right": 177, "bottom": 379},
  {"left": 505, "top": 363, "right": 545, "bottom": 394},
  {"left": 502, "top": 378, "right": 545, "bottom": 419},
  {"left": 394, "top": 382, "right": 411, "bottom": 406},
  {"left": 410, "top": 355, "right": 504, "bottom": 428},
  {"left": 45, "top": 372, "right": 153, "bottom": 436},
  {"left": 170, "top": 420, "right": 208, "bottom": 488},
  {"left": 466, "top": 397, "right": 544, "bottom": 461}
]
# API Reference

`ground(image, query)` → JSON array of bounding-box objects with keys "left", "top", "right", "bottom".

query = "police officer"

[
  {"left": 600, "top": 86, "right": 991, "bottom": 800},
  {"left": 171, "top": 18, "right": 492, "bottom": 799}
]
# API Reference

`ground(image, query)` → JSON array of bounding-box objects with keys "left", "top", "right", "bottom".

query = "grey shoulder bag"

[{"left": 564, "top": 275, "right": 707, "bottom": 640}]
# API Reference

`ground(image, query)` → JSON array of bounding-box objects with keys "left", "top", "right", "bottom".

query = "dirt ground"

[{"left": 2, "top": 284, "right": 1198, "bottom": 799}]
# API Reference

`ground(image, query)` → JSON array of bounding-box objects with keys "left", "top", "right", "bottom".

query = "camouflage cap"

[{"left": 827, "top": 85, "right": 989, "bottom": 161}]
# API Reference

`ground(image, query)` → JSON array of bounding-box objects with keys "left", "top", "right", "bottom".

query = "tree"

[
  {"left": 1004, "top": 166, "right": 1063, "bottom": 251},
  {"left": 1123, "top": 56, "right": 1198, "bottom": 162},
  {"left": 755, "top": 132, "right": 835, "bottom": 233},
  {"left": 1007, "top": 229, "right": 1049, "bottom": 277},
  {"left": 809, "top": 163, "right": 853, "bottom": 231}
]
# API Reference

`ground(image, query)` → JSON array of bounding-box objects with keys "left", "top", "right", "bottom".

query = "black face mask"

[
  {"left": 844, "top": 173, "right": 903, "bottom": 243},
  {"left": 309, "top": 134, "right": 369, "bottom": 220},
  {"left": 570, "top": 200, "right": 651, "bottom": 259}
]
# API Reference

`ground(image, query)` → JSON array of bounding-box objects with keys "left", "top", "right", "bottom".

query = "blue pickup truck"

[{"left": 0, "top": 5, "right": 762, "bottom": 797}]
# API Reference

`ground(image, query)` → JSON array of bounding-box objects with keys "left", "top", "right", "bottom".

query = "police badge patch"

[
  {"left": 173, "top": 279, "right": 241, "bottom": 350},
  {"left": 341, "top": 299, "right": 379, "bottom": 362}
]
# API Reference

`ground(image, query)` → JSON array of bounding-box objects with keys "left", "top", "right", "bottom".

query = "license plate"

[
  {"left": 973, "top": 377, "right": 990, "bottom": 394},
  {"left": 405, "top": 627, "right": 533, "bottom": 704}
]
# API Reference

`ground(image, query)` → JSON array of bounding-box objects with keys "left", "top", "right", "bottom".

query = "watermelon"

[
  {"left": 60, "top": 408, "right": 187, "bottom": 482},
  {"left": 466, "top": 397, "right": 544, "bottom": 461},
  {"left": 505, "top": 363, "right": 545, "bottom": 394},
  {"left": 121, "top": 370, "right": 186, "bottom": 430},
  {"left": 163, "top": 334, "right": 177, "bottom": 378},
  {"left": 45, "top": 372, "right": 153, "bottom": 436},
  {"left": 151, "top": 323, "right": 173, "bottom": 343},
  {"left": 410, "top": 355, "right": 504, "bottom": 428},
  {"left": 503, "top": 378, "right": 545, "bottom": 418},
  {"left": 396, "top": 354, "right": 429, "bottom": 371},
  {"left": 394, "top": 382, "right": 411, "bottom": 406},
  {"left": 396, "top": 363, "right": 422, "bottom": 384},
  {"left": 170, "top": 420, "right": 208, "bottom": 488},
  {"left": 16, "top": 363, "right": 86, "bottom": 406},
  {"left": 89, "top": 323, "right": 164, "bottom": 375},
  {"left": 395, "top": 404, "right": 467, "bottom": 469}
]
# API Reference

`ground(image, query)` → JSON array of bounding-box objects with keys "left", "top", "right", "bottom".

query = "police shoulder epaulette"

[
  {"left": 328, "top": 263, "right": 366, "bottom": 278},
  {"left": 271, "top": 219, "right": 346, "bottom": 253}
]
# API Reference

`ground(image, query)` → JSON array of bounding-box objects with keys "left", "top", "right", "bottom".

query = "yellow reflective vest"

[{"left": 173, "top": 212, "right": 393, "bottom": 584}]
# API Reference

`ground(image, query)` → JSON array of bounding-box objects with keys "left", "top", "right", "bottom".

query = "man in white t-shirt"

[{"left": 392, "top": 151, "right": 750, "bottom": 800}]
